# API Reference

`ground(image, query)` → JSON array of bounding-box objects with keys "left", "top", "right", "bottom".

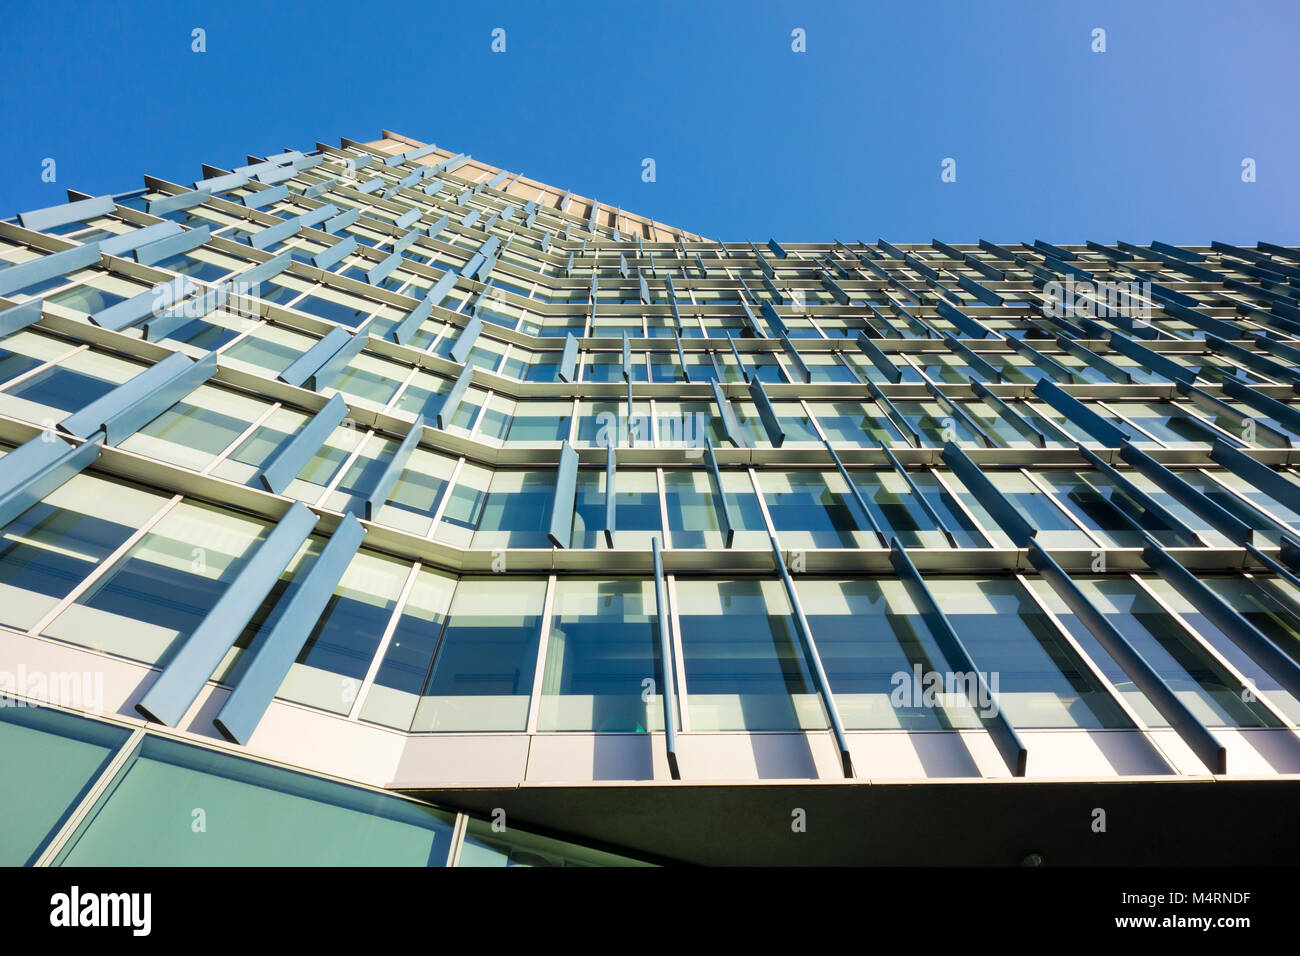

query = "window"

[
  {"left": 0, "top": 474, "right": 168, "bottom": 631},
  {"left": 927, "top": 578, "right": 1131, "bottom": 729},
  {"left": 799, "top": 578, "right": 979, "bottom": 729},
  {"left": 0, "top": 706, "right": 129, "bottom": 865},
  {"left": 538, "top": 578, "right": 667, "bottom": 732},
  {"left": 675, "top": 578, "right": 828, "bottom": 731},
  {"left": 276, "top": 550, "right": 410, "bottom": 715},
  {"left": 409, "top": 577, "right": 547, "bottom": 732},
  {"left": 55, "top": 735, "right": 456, "bottom": 866},
  {"left": 45, "top": 501, "right": 272, "bottom": 666}
]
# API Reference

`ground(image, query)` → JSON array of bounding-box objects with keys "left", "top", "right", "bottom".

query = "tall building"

[{"left": 2, "top": 130, "right": 1300, "bottom": 866}]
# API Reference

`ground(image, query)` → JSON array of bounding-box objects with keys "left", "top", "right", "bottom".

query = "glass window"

[
  {"left": 1146, "top": 574, "right": 1300, "bottom": 724},
  {"left": 276, "top": 550, "right": 410, "bottom": 714},
  {"left": 373, "top": 447, "right": 457, "bottom": 536},
  {"left": 0, "top": 474, "right": 168, "bottom": 631},
  {"left": 0, "top": 705, "right": 129, "bottom": 866},
  {"left": 0, "top": 349, "right": 140, "bottom": 424},
  {"left": 409, "top": 577, "right": 546, "bottom": 732},
  {"left": 810, "top": 401, "right": 905, "bottom": 447},
  {"left": 207, "top": 405, "right": 313, "bottom": 485},
  {"left": 45, "top": 501, "right": 272, "bottom": 666},
  {"left": 322, "top": 353, "right": 406, "bottom": 410},
  {"left": 468, "top": 471, "right": 554, "bottom": 549},
  {"left": 56, "top": 735, "right": 456, "bottom": 866},
  {"left": 117, "top": 384, "right": 267, "bottom": 472},
  {"left": 359, "top": 568, "right": 458, "bottom": 730},
  {"left": 1029, "top": 576, "right": 1280, "bottom": 728},
  {"left": 759, "top": 470, "right": 876, "bottom": 549},
  {"left": 538, "top": 578, "right": 667, "bottom": 732},
  {"left": 928, "top": 578, "right": 1131, "bottom": 729},
  {"left": 798, "top": 578, "right": 979, "bottom": 729},
  {"left": 675, "top": 578, "right": 829, "bottom": 731},
  {"left": 1034, "top": 469, "right": 1198, "bottom": 548},
  {"left": 664, "top": 469, "right": 766, "bottom": 549},
  {"left": 847, "top": 469, "right": 948, "bottom": 548}
]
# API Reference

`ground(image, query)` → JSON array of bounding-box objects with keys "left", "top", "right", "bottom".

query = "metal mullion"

[
  {"left": 447, "top": 812, "right": 470, "bottom": 866},
  {"left": 524, "top": 573, "right": 559, "bottom": 734},
  {"left": 746, "top": 466, "right": 781, "bottom": 541},
  {"left": 313, "top": 428, "right": 375, "bottom": 507},
  {"left": 655, "top": 467, "right": 672, "bottom": 550},
  {"left": 465, "top": 388, "right": 493, "bottom": 440},
  {"left": 799, "top": 398, "right": 831, "bottom": 444},
  {"left": 200, "top": 400, "right": 282, "bottom": 475},
  {"left": 665, "top": 573, "right": 690, "bottom": 733},
  {"left": 424, "top": 456, "right": 466, "bottom": 539},
  {"left": 349, "top": 560, "right": 425, "bottom": 720}
]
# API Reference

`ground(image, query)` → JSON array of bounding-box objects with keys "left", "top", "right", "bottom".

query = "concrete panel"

[
  {"left": 390, "top": 733, "right": 531, "bottom": 788},
  {"left": 674, "top": 731, "right": 842, "bottom": 781},
  {"left": 525, "top": 733, "right": 673, "bottom": 783},
  {"left": 846, "top": 730, "right": 984, "bottom": 779},
  {"left": 1018, "top": 729, "right": 1173, "bottom": 778}
]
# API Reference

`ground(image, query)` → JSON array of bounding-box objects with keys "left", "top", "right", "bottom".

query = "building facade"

[{"left": 2, "top": 131, "right": 1300, "bottom": 865}]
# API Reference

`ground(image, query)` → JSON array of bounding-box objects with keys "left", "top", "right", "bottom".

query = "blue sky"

[{"left": 2, "top": 0, "right": 1296, "bottom": 244}]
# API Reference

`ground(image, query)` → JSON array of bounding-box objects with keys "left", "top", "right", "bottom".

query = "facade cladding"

[{"left": 1, "top": 131, "right": 1300, "bottom": 866}]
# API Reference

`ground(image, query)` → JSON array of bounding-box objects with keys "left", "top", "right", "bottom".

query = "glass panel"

[
  {"left": 538, "top": 578, "right": 666, "bottom": 732},
  {"left": 758, "top": 470, "right": 875, "bottom": 549},
  {"left": 1028, "top": 576, "right": 1279, "bottom": 728},
  {"left": 45, "top": 501, "right": 270, "bottom": 666},
  {"left": 117, "top": 384, "right": 265, "bottom": 472},
  {"left": 0, "top": 706, "right": 129, "bottom": 866},
  {"left": 359, "top": 568, "right": 458, "bottom": 729},
  {"left": 58, "top": 735, "right": 455, "bottom": 866},
  {"left": 409, "top": 577, "right": 546, "bottom": 732},
  {"left": 675, "top": 578, "right": 828, "bottom": 731},
  {"left": 0, "top": 474, "right": 167, "bottom": 631},
  {"left": 798, "top": 578, "right": 979, "bottom": 729},
  {"left": 469, "top": 471, "right": 554, "bottom": 549},
  {"left": 928, "top": 578, "right": 1131, "bottom": 729},
  {"left": 277, "top": 550, "right": 410, "bottom": 715}
]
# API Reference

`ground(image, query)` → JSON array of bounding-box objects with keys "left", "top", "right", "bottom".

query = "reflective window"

[
  {"left": 57, "top": 736, "right": 456, "bottom": 866},
  {"left": 538, "top": 578, "right": 667, "bottom": 732},
  {"left": 928, "top": 578, "right": 1131, "bottom": 729},
  {"left": 675, "top": 578, "right": 828, "bottom": 731},
  {"left": 410, "top": 577, "right": 546, "bottom": 732},
  {"left": 0, "top": 706, "right": 129, "bottom": 866},
  {"left": 0, "top": 474, "right": 168, "bottom": 631}
]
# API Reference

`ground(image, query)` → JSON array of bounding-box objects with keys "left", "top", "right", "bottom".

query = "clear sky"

[{"left": 2, "top": 0, "right": 1297, "bottom": 245}]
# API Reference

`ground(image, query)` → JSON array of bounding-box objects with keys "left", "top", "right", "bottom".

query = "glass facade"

[{"left": 2, "top": 130, "right": 1300, "bottom": 866}]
